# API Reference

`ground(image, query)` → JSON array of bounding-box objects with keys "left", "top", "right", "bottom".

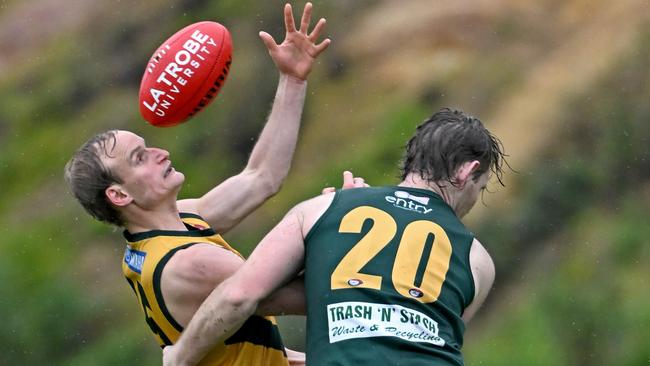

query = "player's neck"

[
  {"left": 122, "top": 202, "right": 186, "bottom": 234},
  {"left": 398, "top": 173, "right": 456, "bottom": 209}
]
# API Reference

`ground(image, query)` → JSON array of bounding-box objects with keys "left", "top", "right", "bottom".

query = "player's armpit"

[{"left": 182, "top": 168, "right": 275, "bottom": 234}]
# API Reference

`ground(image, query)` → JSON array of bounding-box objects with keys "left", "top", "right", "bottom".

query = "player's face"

[
  {"left": 455, "top": 171, "right": 490, "bottom": 218},
  {"left": 102, "top": 130, "right": 185, "bottom": 209}
]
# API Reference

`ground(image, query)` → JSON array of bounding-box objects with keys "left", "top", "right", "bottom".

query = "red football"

[{"left": 139, "top": 21, "right": 233, "bottom": 127}]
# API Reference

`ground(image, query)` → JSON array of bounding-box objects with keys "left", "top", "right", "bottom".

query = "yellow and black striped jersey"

[{"left": 122, "top": 212, "right": 288, "bottom": 366}]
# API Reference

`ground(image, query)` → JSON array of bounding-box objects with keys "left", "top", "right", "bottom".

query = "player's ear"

[
  {"left": 106, "top": 184, "right": 133, "bottom": 207},
  {"left": 455, "top": 160, "right": 480, "bottom": 188}
]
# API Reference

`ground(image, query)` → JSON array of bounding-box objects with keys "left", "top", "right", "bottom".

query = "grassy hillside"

[
  {"left": 465, "top": 32, "right": 650, "bottom": 365},
  {"left": 0, "top": 0, "right": 648, "bottom": 364}
]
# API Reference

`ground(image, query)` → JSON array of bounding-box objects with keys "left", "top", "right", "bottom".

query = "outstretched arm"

[
  {"left": 163, "top": 206, "right": 307, "bottom": 366},
  {"left": 178, "top": 3, "right": 330, "bottom": 232}
]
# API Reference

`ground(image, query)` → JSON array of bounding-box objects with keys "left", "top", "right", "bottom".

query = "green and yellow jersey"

[
  {"left": 122, "top": 213, "right": 288, "bottom": 366},
  {"left": 304, "top": 187, "right": 476, "bottom": 366}
]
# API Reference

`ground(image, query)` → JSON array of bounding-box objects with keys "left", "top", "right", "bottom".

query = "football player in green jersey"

[
  {"left": 164, "top": 108, "right": 508, "bottom": 366},
  {"left": 65, "top": 3, "right": 367, "bottom": 366}
]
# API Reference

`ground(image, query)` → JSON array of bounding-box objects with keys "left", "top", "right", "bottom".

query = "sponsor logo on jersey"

[
  {"left": 385, "top": 191, "right": 432, "bottom": 214},
  {"left": 327, "top": 301, "right": 446, "bottom": 346},
  {"left": 124, "top": 246, "right": 146, "bottom": 274}
]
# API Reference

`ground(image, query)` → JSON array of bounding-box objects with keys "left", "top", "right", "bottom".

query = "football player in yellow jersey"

[{"left": 64, "top": 3, "right": 365, "bottom": 365}]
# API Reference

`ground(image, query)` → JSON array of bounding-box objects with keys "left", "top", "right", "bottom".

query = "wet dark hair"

[
  {"left": 64, "top": 130, "right": 125, "bottom": 226},
  {"left": 400, "top": 107, "right": 507, "bottom": 187}
]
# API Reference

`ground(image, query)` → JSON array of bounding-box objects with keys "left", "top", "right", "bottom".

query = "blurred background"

[{"left": 1, "top": 0, "right": 649, "bottom": 364}]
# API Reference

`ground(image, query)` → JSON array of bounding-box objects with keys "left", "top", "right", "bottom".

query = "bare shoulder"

[
  {"left": 163, "top": 243, "right": 244, "bottom": 291},
  {"left": 291, "top": 192, "right": 337, "bottom": 236},
  {"left": 160, "top": 243, "right": 246, "bottom": 326},
  {"left": 294, "top": 191, "right": 336, "bottom": 212},
  {"left": 462, "top": 239, "right": 495, "bottom": 323},
  {"left": 470, "top": 239, "right": 495, "bottom": 277}
]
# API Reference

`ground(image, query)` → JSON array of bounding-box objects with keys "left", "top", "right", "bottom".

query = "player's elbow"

[
  {"left": 222, "top": 283, "right": 261, "bottom": 315},
  {"left": 248, "top": 168, "right": 284, "bottom": 197}
]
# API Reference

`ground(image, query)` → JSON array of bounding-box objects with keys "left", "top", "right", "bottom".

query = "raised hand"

[
  {"left": 322, "top": 171, "right": 370, "bottom": 194},
  {"left": 259, "top": 2, "right": 330, "bottom": 80}
]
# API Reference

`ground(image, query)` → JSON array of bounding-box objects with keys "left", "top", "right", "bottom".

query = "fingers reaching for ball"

[{"left": 261, "top": 2, "right": 331, "bottom": 80}]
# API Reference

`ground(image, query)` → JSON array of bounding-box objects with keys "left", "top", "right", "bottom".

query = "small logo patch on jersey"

[
  {"left": 385, "top": 191, "right": 432, "bottom": 214},
  {"left": 348, "top": 279, "right": 363, "bottom": 287},
  {"left": 408, "top": 288, "right": 424, "bottom": 298},
  {"left": 124, "top": 246, "right": 146, "bottom": 274}
]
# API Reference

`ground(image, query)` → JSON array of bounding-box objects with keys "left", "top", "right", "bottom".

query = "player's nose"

[{"left": 150, "top": 147, "right": 170, "bottom": 162}]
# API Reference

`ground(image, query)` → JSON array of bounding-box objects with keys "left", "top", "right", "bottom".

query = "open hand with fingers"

[{"left": 259, "top": 2, "right": 330, "bottom": 80}]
